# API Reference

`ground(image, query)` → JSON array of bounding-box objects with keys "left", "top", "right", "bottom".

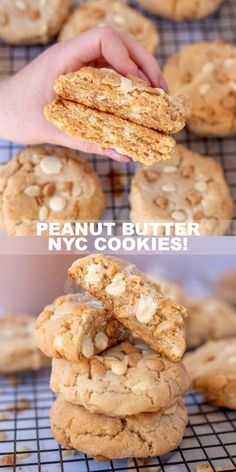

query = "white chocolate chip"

[
  {"left": 24, "top": 185, "right": 41, "bottom": 197},
  {"left": 199, "top": 83, "right": 210, "bottom": 96},
  {"left": 194, "top": 181, "right": 208, "bottom": 193},
  {"left": 120, "top": 77, "right": 133, "bottom": 92},
  {"left": 85, "top": 263, "right": 105, "bottom": 286},
  {"left": 39, "top": 205, "right": 49, "bottom": 222},
  {"left": 15, "top": 1, "right": 26, "bottom": 10},
  {"left": 81, "top": 335, "right": 94, "bottom": 358},
  {"left": 163, "top": 165, "right": 178, "bottom": 174},
  {"left": 49, "top": 196, "right": 66, "bottom": 212},
  {"left": 229, "top": 81, "right": 236, "bottom": 92},
  {"left": 111, "top": 360, "right": 127, "bottom": 376},
  {"left": 200, "top": 62, "right": 214, "bottom": 75},
  {"left": 105, "top": 273, "right": 126, "bottom": 297},
  {"left": 171, "top": 210, "right": 186, "bottom": 222},
  {"left": 53, "top": 335, "right": 63, "bottom": 351},
  {"left": 94, "top": 332, "right": 109, "bottom": 351},
  {"left": 39, "top": 156, "right": 62, "bottom": 175},
  {"left": 113, "top": 14, "right": 125, "bottom": 25},
  {"left": 136, "top": 295, "right": 158, "bottom": 324},
  {"left": 155, "top": 87, "right": 165, "bottom": 97},
  {"left": 161, "top": 183, "right": 176, "bottom": 192}
]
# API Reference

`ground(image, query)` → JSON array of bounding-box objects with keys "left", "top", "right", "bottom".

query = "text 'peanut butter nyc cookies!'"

[
  {"left": 137, "top": 0, "right": 223, "bottom": 21},
  {"left": 44, "top": 67, "right": 191, "bottom": 165},
  {"left": 0, "top": 145, "right": 105, "bottom": 235},
  {"left": 68, "top": 255, "right": 187, "bottom": 362},
  {"left": 59, "top": 0, "right": 159, "bottom": 55},
  {"left": 164, "top": 40, "right": 236, "bottom": 137},
  {"left": 0, "top": 0, "right": 72, "bottom": 45}
]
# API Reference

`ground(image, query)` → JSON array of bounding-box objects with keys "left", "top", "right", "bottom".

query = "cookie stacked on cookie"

[{"left": 36, "top": 256, "right": 190, "bottom": 461}]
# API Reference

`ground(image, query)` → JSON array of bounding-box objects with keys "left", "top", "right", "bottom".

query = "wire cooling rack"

[
  {"left": 0, "top": 0, "right": 236, "bottom": 227},
  {"left": 0, "top": 367, "right": 235, "bottom": 472}
]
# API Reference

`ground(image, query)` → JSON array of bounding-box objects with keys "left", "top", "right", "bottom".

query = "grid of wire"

[
  {"left": 0, "top": 367, "right": 235, "bottom": 472},
  {"left": 0, "top": 0, "right": 236, "bottom": 226}
]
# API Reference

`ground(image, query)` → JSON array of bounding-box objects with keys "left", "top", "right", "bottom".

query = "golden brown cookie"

[
  {"left": 0, "top": 145, "right": 105, "bottom": 236},
  {"left": 50, "top": 340, "right": 190, "bottom": 416},
  {"left": 164, "top": 40, "right": 236, "bottom": 136},
  {"left": 53, "top": 67, "right": 190, "bottom": 134},
  {"left": 130, "top": 144, "right": 233, "bottom": 236},
  {"left": 137, "top": 0, "right": 223, "bottom": 21},
  {"left": 186, "top": 298, "right": 236, "bottom": 349},
  {"left": 35, "top": 293, "right": 128, "bottom": 362},
  {"left": 0, "top": 313, "right": 49, "bottom": 373},
  {"left": 51, "top": 397, "right": 188, "bottom": 460},
  {"left": 68, "top": 255, "right": 187, "bottom": 362},
  {"left": 184, "top": 338, "right": 236, "bottom": 410},
  {"left": 0, "top": 0, "right": 71, "bottom": 45},
  {"left": 59, "top": 0, "right": 159, "bottom": 55},
  {"left": 215, "top": 271, "right": 236, "bottom": 306}
]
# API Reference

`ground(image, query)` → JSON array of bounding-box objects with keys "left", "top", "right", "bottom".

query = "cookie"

[
  {"left": 150, "top": 277, "right": 187, "bottom": 305},
  {"left": 184, "top": 338, "right": 236, "bottom": 409},
  {"left": 53, "top": 67, "right": 190, "bottom": 134},
  {"left": 50, "top": 340, "right": 190, "bottom": 417},
  {"left": 0, "top": 145, "right": 105, "bottom": 236},
  {"left": 51, "top": 397, "right": 188, "bottom": 460},
  {"left": 137, "top": 0, "right": 223, "bottom": 21},
  {"left": 44, "top": 99, "right": 176, "bottom": 166},
  {"left": 59, "top": 0, "right": 159, "bottom": 55},
  {"left": 164, "top": 40, "right": 236, "bottom": 137},
  {"left": 0, "top": 314, "right": 49, "bottom": 373},
  {"left": 186, "top": 298, "right": 236, "bottom": 349},
  {"left": 0, "top": 0, "right": 71, "bottom": 45},
  {"left": 68, "top": 255, "right": 187, "bottom": 362},
  {"left": 215, "top": 271, "right": 236, "bottom": 306},
  {"left": 130, "top": 144, "right": 233, "bottom": 236},
  {"left": 35, "top": 293, "right": 128, "bottom": 362}
]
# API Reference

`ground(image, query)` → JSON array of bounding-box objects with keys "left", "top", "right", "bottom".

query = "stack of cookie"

[{"left": 36, "top": 255, "right": 190, "bottom": 461}]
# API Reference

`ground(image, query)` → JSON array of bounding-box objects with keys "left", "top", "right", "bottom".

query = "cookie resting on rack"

[{"left": 137, "top": 0, "right": 223, "bottom": 21}]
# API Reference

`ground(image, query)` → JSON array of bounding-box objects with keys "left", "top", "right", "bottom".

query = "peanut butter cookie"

[
  {"left": 164, "top": 40, "right": 236, "bottom": 136},
  {"left": 216, "top": 271, "right": 236, "bottom": 306},
  {"left": 51, "top": 397, "right": 188, "bottom": 460},
  {"left": 35, "top": 293, "right": 128, "bottom": 362},
  {"left": 0, "top": 0, "right": 71, "bottom": 45},
  {"left": 130, "top": 144, "right": 233, "bottom": 236},
  {"left": 59, "top": 0, "right": 159, "bottom": 55},
  {"left": 137, "top": 0, "right": 223, "bottom": 21},
  {"left": 68, "top": 255, "right": 187, "bottom": 362},
  {"left": 0, "top": 145, "right": 105, "bottom": 235}
]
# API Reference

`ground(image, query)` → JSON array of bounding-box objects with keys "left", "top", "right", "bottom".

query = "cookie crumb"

[
  {"left": 0, "top": 412, "right": 7, "bottom": 420},
  {"left": 196, "top": 464, "right": 214, "bottom": 472},
  {"left": 62, "top": 449, "right": 75, "bottom": 457},
  {"left": 4, "top": 375, "right": 21, "bottom": 386},
  {"left": 16, "top": 446, "right": 32, "bottom": 459},
  {"left": 7, "top": 398, "right": 32, "bottom": 411},
  {"left": 0, "top": 454, "right": 14, "bottom": 466},
  {"left": 0, "top": 431, "right": 7, "bottom": 440}
]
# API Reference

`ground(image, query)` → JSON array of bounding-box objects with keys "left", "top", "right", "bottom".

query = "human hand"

[{"left": 0, "top": 27, "right": 168, "bottom": 162}]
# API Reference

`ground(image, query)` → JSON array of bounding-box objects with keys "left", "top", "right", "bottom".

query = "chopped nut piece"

[
  {"left": 43, "top": 182, "right": 55, "bottom": 197},
  {"left": 145, "top": 171, "right": 160, "bottom": 182},
  {"left": 186, "top": 190, "right": 202, "bottom": 206},
  {"left": 154, "top": 196, "right": 168, "bottom": 209}
]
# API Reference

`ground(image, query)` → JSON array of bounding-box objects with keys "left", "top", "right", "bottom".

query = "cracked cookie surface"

[
  {"left": 51, "top": 397, "right": 188, "bottom": 459},
  {"left": 130, "top": 144, "right": 233, "bottom": 236},
  {"left": 0, "top": 145, "right": 105, "bottom": 236},
  {"left": 68, "top": 255, "right": 187, "bottom": 362},
  {"left": 50, "top": 340, "right": 190, "bottom": 416},
  {"left": 0, "top": 0, "right": 71, "bottom": 45},
  {"left": 164, "top": 40, "right": 236, "bottom": 136},
  {"left": 0, "top": 313, "right": 49, "bottom": 373},
  {"left": 184, "top": 338, "right": 236, "bottom": 409},
  {"left": 35, "top": 293, "right": 127, "bottom": 362},
  {"left": 186, "top": 298, "right": 236, "bottom": 349},
  {"left": 59, "top": 0, "right": 159, "bottom": 54},
  {"left": 44, "top": 99, "right": 176, "bottom": 166},
  {"left": 53, "top": 67, "right": 190, "bottom": 134},
  {"left": 137, "top": 0, "right": 223, "bottom": 21}
]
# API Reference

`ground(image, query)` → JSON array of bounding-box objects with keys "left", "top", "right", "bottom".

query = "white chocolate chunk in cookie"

[
  {"left": 49, "top": 196, "right": 66, "bottom": 212},
  {"left": 136, "top": 295, "right": 158, "bottom": 324},
  {"left": 39, "top": 155, "right": 63, "bottom": 175},
  {"left": 94, "top": 332, "right": 109, "bottom": 351},
  {"left": 105, "top": 273, "right": 126, "bottom": 297},
  {"left": 81, "top": 335, "right": 94, "bottom": 358},
  {"left": 85, "top": 263, "right": 105, "bottom": 286}
]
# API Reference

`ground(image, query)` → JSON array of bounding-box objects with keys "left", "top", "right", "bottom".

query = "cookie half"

[
  {"left": 35, "top": 293, "right": 127, "bottom": 362},
  {"left": 50, "top": 340, "right": 190, "bottom": 416},
  {"left": 59, "top": 0, "right": 159, "bottom": 55},
  {"left": 0, "top": 145, "right": 105, "bottom": 236},
  {"left": 68, "top": 255, "right": 187, "bottom": 362},
  {"left": 53, "top": 67, "right": 190, "bottom": 134},
  {"left": 130, "top": 144, "right": 233, "bottom": 236},
  {"left": 0, "top": 314, "right": 49, "bottom": 373},
  {"left": 51, "top": 397, "right": 188, "bottom": 460},
  {"left": 137, "top": 0, "right": 223, "bottom": 21},
  {"left": 0, "top": 0, "right": 71, "bottom": 45},
  {"left": 164, "top": 40, "right": 236, "bottom": 136},
  {"left": 44, "top": 99, "right": 175, "bottom": 166},
  {"left": 184, "top": 338, "right": 236, "bottom": 410},
  {"left": 186, "top": 298, "right": 236, "bottom": 349}
]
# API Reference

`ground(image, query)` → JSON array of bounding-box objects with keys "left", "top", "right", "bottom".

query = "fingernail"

[
  {"left": 158, "top": 75, "right": 169, "bottom": 93},
  {"left": 105, "top": 149, "right": 131, "bottom": 163}
]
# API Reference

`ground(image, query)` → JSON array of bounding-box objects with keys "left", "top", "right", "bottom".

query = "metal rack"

[{"left": 0, "top": 0, "right": 236, "bottom": 226}]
